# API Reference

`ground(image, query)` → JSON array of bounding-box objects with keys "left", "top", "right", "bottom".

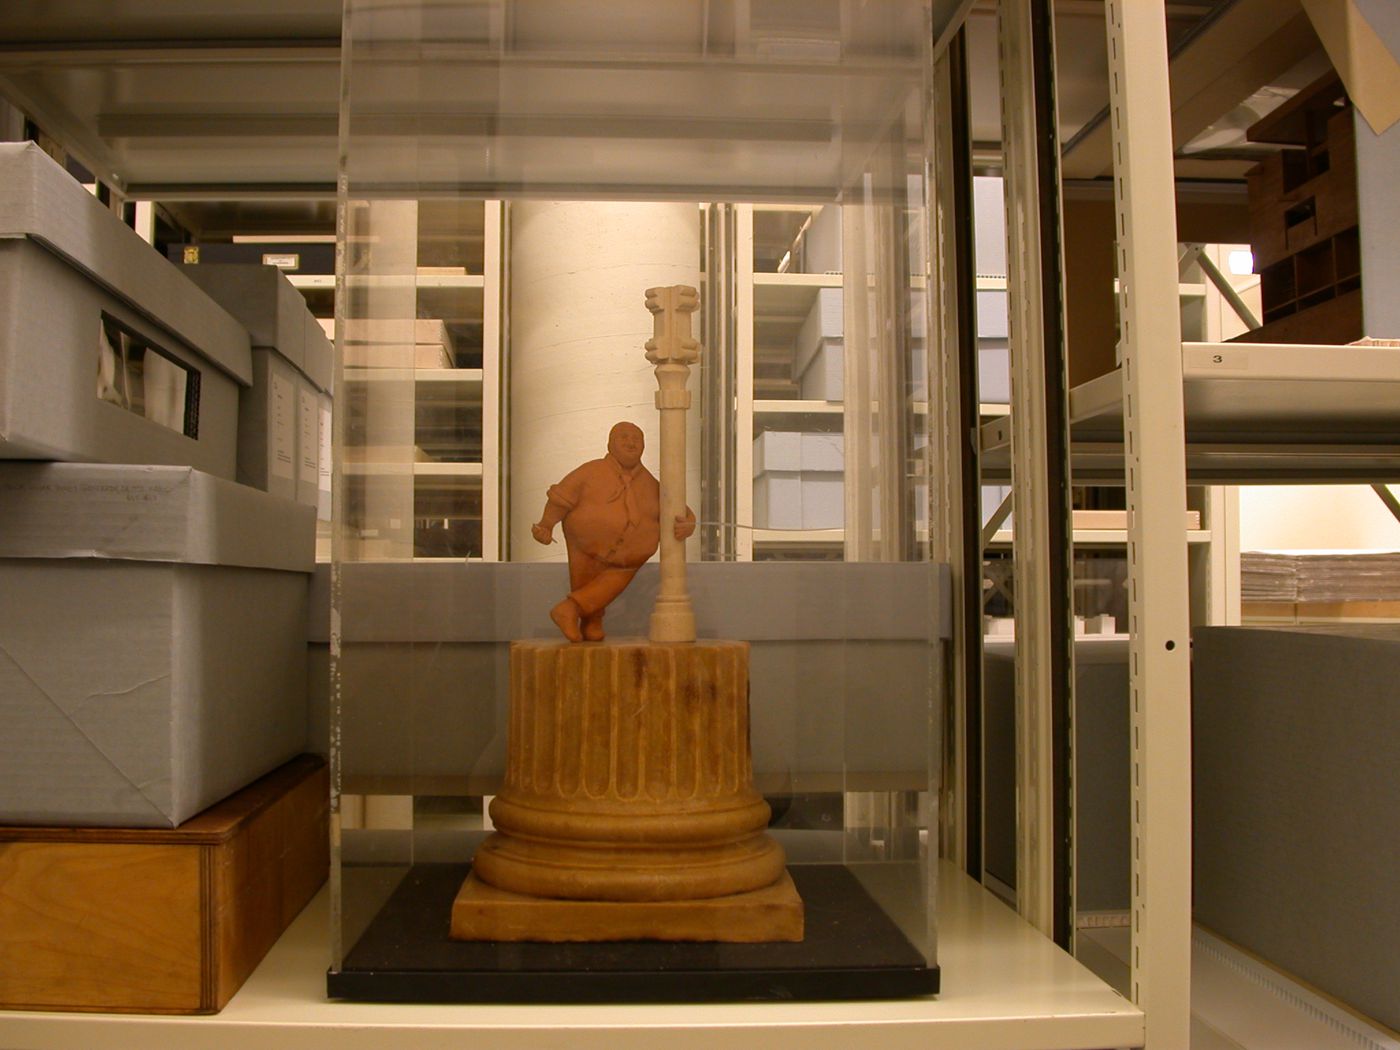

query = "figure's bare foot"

[
  {"left": 550, "top": 598, "right": 583, "bottom": 642},
  {"left": 582, "top": 612, "right": 605, "bottom": 641}
]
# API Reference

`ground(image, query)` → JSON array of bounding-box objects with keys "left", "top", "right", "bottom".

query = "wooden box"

[{"left": 0, "top": 755, "right": 327, "bottom": 1014}]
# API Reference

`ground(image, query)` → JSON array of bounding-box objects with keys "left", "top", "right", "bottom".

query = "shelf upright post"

[
  {"left": 481, "top": 200, "right": 503, "bottom": 561},
  {"left": 1104, "top": 1, "right": 1194, "bottom": 1044},
  {"left": 701, "top": 204, "right": 738, "bottom": 562},
  {"left": 928, "top": 27, "right": 983, "bottom": 875},
  {"left": 997, "top": 0, "right": 1076, "bottom": 946},
  {"left": 734, "top": 205, "right": 756, "bottom": 562}
]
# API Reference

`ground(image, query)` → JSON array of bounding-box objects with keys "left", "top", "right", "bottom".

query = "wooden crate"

[{"left": 0, "top": 755, "right": 327, "bottom": 1014}]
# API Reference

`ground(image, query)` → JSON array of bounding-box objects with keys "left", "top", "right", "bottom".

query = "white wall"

[{"left": 1239, "top": 485, "right": 1400, "bottom": 550}]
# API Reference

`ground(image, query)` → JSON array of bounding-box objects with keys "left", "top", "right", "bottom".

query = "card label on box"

[
  {"left": 317, "top": 399, "right": 333, "bottom": 520},
  {"left": 299, "top": 389, "right": 319, "bottom": 486},
  {"left": 262, "top": 252, "right": 300, "bottom": 271},
  {"left": 318, "top": 403, "right": 332, "bottom": 493},
  {"left": 271, "top": 373, "right": 295, "bottom": 480}
]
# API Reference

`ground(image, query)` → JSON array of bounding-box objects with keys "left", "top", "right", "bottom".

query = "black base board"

[{"left": 328, "top": 863, "right": 939, "bottom": 1003}]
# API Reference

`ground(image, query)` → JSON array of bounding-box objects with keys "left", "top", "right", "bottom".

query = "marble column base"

[
  {"left": 450, "top": 870, "right": 803, "bottom": 943},
  {"left": 451, "top": 638, "right": 803, "bottom": 943}
]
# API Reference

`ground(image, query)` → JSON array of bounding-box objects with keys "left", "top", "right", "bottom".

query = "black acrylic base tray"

[{"left": 328, "top": 863, "right": 939, "bottom": 1003}]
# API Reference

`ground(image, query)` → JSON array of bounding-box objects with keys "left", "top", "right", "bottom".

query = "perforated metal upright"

[
  {"left": 1104, "top": 3, "right": 1194, "bottom": 1044},
  {"left": 931, "top": 1, "right": 1194, "bottom": 1044}
]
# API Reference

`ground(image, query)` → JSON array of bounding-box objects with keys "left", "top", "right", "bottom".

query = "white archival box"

[
  {"left": 795, "top": 287, "right": 844, "bottom": 401},
  {"left": 753, "top": 431, "right": 845, "bottom": 529},
  {"left": 0, "top": 463, "right": 316, "bottom": 828}
]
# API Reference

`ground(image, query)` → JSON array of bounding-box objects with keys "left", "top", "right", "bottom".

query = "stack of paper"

[
  {"left": 1241, "top": 551, "right": 1299, "bottom": 602},
  {"left": 1295, "top": 551, "right": 1400, "bottom": 603}
]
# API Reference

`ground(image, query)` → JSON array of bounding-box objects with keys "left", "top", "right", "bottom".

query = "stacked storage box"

[
  {"left": 179, "top": 263, "right": 335, "bottom": 519},
  {"left": 0, "top": 464, "right": 314, "bottom": 827},
  {"left": 795, "top": 287, "right": 843, "bottom": 401},
  {"left": 0, "top": 143, "right": 325, "bottom": 1012},
  {"left": 801, "top": 204, "right": 841, "bottom": 274},
  {"left": 340, "top": 316, "right": 456, "bottom": 369},
  {"left": 0, "top": 144, "right": 250, "bottom": 473},
  {"left": 791, "top": 284, "right": 931, "bottom": 404},
  {"left": 753, "top": 430, "right": 844, "bottom": 530}
]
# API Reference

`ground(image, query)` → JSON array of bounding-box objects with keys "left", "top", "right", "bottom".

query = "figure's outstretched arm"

[
  {"left": 533, "top": 480, "right": 577, "bottom": 545},
  {"left": 674, "top": 505, "right": 697, "bottom": 541}
]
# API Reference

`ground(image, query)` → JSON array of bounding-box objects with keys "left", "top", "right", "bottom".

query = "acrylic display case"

[{"left": 329, "top": 0, "right": 945, "bottom": 1002}]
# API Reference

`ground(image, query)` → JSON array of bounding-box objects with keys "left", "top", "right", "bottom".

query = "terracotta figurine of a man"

[{"left": 533, "top": 421, "right": 695, "bottom": 642}]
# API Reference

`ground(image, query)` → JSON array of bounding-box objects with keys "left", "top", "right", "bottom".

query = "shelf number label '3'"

[{"left": 1201, "top": 347, "right": 1249, "bottom": 372}]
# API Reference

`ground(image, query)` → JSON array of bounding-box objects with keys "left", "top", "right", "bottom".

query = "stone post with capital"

[{"left": 644, "top": 284, "right": 700, "bottom": 643}]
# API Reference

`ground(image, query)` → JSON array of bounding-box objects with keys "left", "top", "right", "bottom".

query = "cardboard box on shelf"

[
  {"left": 753, "top": 471, "right": 843, "bottom": 531},
  {"left": 316, "top": 389, "right": 332, "bottom": 520},
  {"left": 802, "top": 204, "right": 842, "bottom": 274},
  {"left": 799, "top": 472, "right": 843, "bottom": 529},
  {"left": 795, "top": 287, "right": 843, "bottom": 401},
  {"left": 340, "top": 317, "right": 456, "bottom": 369},
  {"left": 178, "top": 264, "right": 310, "bottom": 372},
  {"left": 753, "top": 471, "right": 802, "bottom": 530},
  {"left": 0, "top": 143, "right": 250, "bottom": 477},
  {"left": 296, "top": 376, "right": 321, "bottom": 509},
  {"left": 239, "top": 348, "right": 299, "bottom": 502},
  {"left": 800, "top": 432, "right": 844, "bottom": 472},
  {"left": 754, "top": 431, "right": 844, "bottom": 474},
  {"left": 177, "top": 264, "right": 334, "bottom": 515},
  {"left": 0, "top": 463, "right": 315, "bottom": 828},
  {"left": 753, "top": 431, "right": 800, "bottom": 474}
]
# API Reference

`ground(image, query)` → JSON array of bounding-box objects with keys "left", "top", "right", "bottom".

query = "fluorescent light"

[{"left": 1227, "top": 249, "right": 1254, "bottom": 276}]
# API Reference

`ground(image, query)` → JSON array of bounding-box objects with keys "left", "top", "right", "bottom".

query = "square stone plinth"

[{"left": 450, "top": 871, "right": 804, "bottom": 943}]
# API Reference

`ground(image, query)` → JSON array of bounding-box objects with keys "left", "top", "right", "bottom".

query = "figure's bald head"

[{"left": 608, "top": 422, "right": 644, "bottom": 468}]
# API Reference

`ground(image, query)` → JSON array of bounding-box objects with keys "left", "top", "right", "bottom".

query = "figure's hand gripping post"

[{"left": 644, "top": 285, "right": 700, "bottom": 643}]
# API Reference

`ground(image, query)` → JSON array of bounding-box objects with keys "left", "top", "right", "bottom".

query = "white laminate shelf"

[
  {"left": 295, "top": 273, "right": 486, "bottom": 323},
  {"left": 753, "top": 400, "right": 844, "bottom": 431},
  {"left": 987, "top": 528, "right": 1213, "bottom": 547},
  {"left": 753, "top": 527, "right": 844, "bottom": 546},
  {"left": 752, "top": 401, "right": 930, "bottom": 430},
  {"left": 340, "top": 462, "right": 483, "bottom": 486},
  {"left": 0, "top": 862, "right": 1143, "bottom": 1050},
  {"left": 344, "top": 367, "right": 483, "bottom": 387},
  {"left": 752, "top": 271, "right": 842, "bottom": 320},
  {"left": 343, "top": 368, "right": 485, "bottom": 406},
  {"left": 979, "top": 341, "right": 1400, "bottom": 483},
  {"left": 288, "top": 274, "right": 485, "bottom": 290},
  {"left": 752, "top": 271, "right": 979, "bottom": 321}
]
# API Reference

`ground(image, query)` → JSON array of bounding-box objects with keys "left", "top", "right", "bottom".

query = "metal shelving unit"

[{"left": 980, "top": 341, "right": 1400, "bottom": 483}]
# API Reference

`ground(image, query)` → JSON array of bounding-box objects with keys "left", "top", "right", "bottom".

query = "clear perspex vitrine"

[{"left": 329, "top": 0, "right": 947, "bottom": 1001}]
